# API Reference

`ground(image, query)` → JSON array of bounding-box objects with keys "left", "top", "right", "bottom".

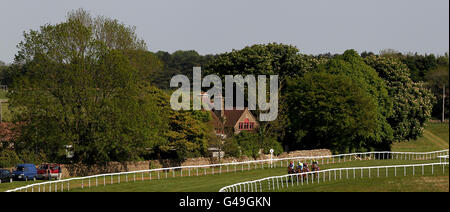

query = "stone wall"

[{"left": 58, "top": 149, "right": 331, "bottom": 178}]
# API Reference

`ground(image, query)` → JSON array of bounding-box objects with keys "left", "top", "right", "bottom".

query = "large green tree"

[
  {"left": 205, "top": 43, "right": 323, "bottom": 90},
  {"left": 139, "top": 86, "right": 215, "bottom": 161},
  {"left": 365, "top": 56, "right": 435, "bottom": 141},
  {"left": 154, "top": 50, "right": 215, "bottom": 90},
  {"left": 285, "top": 50, "right": 393, "bottom": 152},
  {"left": 425, "top": 64, "right": 449, "bottom": 121},
  {"left": 286, "top": 72, "right": 378, "bottom": 153},
  {"left": 9, "top": 10, "right": 166, "bottom": 164},
  {"left": 204, "top": 43, "right": 325, "bottom": 146}
]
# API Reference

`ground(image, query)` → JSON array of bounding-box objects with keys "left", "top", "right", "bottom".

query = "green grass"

[
  {"left": 392, "top": 122, "right": 449, "bottom": 152},
  {"left": 278, "top": 164, "right": 448, "bottom": 192},
  {"left": 0, "top": 179, "right": 48, "bottom": 192},
  {"left": 61, "top": 159, "right": 443, "bottom": 192}
]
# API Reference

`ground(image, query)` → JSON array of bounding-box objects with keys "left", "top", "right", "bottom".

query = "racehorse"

[
  {"left": 287, "top": 165, "right": 297, "bottom": 182},
  {"left": 300, "top": 164, "right": 310, "bottom": 181},
  {"left": 311, "top": 163, "right": 320, "bottom": 179}
]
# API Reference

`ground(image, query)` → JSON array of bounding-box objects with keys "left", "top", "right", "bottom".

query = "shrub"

[
  {"left": 261, "top": 137, "right": 283, "bottom": 156},
  {"left": 223, "top": 138, "right": 241, "bottom": 157},
  {"left": 0, "top": 149, "right": 21, "bottom": 168}
]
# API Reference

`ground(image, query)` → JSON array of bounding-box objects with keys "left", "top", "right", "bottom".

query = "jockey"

[
  {"left": 288, "top": 161, "right": 295, "bottom": 170},
  {"left": 297, "top": 162, "right": 303, "bottom": 170}
]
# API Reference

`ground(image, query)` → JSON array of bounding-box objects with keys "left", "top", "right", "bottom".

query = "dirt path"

[{"left": 423, "top": 130, "right": 449, "bottom": 149}]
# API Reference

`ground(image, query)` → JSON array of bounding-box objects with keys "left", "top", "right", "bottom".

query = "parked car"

[
  {"left": 37, "top": 163, "right": 62, "bottom": 180},
  {"left": 0, "top": 169, "right": 13, "bottom": 183},
  {"left": 12, "top": 164, "right": 37, "bottom": 181}
]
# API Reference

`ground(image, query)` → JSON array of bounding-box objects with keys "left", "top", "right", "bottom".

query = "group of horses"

[{"left": 287, "top": 162, "right": 321, "bottom": 182}]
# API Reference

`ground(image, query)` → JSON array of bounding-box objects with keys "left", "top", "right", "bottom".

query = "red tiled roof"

[
  {"left": 223, "top": 108, "right": 246, "bottom": 128},
  {"left": 209, "top": 111, "right": 224, "bottom": 129}
]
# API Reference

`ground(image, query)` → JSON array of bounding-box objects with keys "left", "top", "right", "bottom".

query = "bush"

[
  {"left": 235, "top": 133, "right": 260, "bottom": 158},
  {"left": 261, "top": 137, "right": 283, "bottom": 156},
  {"left": 223, "top": 138, "right": 241, "bottom": 157},
  {"left": 17, "top": 150, "right": 47, "bottom": 165},
  {"left": 0, "top": 149, "right": 21, "bottom": 168}
]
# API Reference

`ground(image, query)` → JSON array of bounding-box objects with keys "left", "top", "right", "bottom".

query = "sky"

[{"left": 0, "top": 0, "right": 448, "bottom": 64}]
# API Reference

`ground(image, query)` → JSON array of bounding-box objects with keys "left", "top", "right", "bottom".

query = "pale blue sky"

[{"left": 0, "top": 0, "right": 448, "bottom": 63}]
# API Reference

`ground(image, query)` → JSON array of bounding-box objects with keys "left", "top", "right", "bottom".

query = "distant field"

[{"left": 392, "top": 122, "right": 449, "bottom": 152}]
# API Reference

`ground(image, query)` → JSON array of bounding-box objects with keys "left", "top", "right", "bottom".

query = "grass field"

[
  {"left": 1, "top": 122, "right": 448, "bottom": 192},
  {"left": 278, "top": 164, "right": 448, "bottom": 192},
  {"left": 64, "top": 159, "right": 446, "bottom": 192},
  {"left": 392, "top": 122, "right": 449, "bottom": 152}
]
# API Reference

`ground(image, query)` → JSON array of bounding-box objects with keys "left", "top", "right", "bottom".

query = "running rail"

[
  {"left": 5, "top": 149, "right": 448, "bottom": 192},
  {"left": 218, "top": 161, "right": 449, "bottom": 192}
]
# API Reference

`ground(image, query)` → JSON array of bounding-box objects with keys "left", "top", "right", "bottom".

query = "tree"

[
  {"left": 286, "top": 72, "right": 378, "bottom": 153},
  {"left": 154, "top": 50, "right": 215, "bottom": 90},
  {"left": 285, "top": 50, "right": 394, "bottom": 152},
  {"left": 124, "top": 49, "right": 164, "bottom": 83},
  {"left": 67, "top": 8, "right": 147, "bottom": 51},
  {"left": 365, "top": 56, "right": 435, "bottom": 141},
  {"left": 9, "top": 10, "right": 166, "bottom": 164},
  {"left": 141, "top": 86, "right": 215, "bottom": 161},
  {"left": 425, "top": 65, "right": 449, "bottom": 121},
  {"left": 316, "top": 50, "right": 394, "bottom": 151},
  {"left": 401, "top": 53, "right": 438, "bottom": 82},
  {"left": 204, "top": 43, "right": 325, "bottom": 149},
  {"left": 0, "top": 63, "right": 6, "bottom": 85},
  {"left": 205, "top": 43, "right": 322, "bottom": 90}
]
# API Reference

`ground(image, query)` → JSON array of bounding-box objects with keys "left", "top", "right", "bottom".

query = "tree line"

[{"left": 0, "top": 9, "right": 447, "bottom": 166}]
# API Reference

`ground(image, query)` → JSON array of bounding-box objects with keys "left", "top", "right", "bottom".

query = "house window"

[{"left": 238, "top": 118, "right": 254, "bottom": 131}]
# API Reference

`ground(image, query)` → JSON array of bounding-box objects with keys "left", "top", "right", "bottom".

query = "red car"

[{"left": 37, "top": 163, "right": 62, "bottom": 180}]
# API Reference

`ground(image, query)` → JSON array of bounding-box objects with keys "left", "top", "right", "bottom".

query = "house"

[
  {"left": 203, "top": 92, "right": 259, "bottom": 138},
  {"left": 222, "top": 107, "right": 259, "bottom": 135}
]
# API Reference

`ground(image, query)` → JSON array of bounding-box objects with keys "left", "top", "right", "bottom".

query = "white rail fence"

[
  {"left": 219, "top": 161, "right": 449, "bottom": 192},
  {"left": 5, "top": 149, "right": 448, "bottom": 192}
]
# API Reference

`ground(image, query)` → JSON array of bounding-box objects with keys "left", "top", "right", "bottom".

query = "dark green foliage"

[
  {"left": 225, "top": 131, "right": 282, "bottom": 158},
  {"left": 231, "top": 131, "right": 260, "bottom": 158},
  {"left": 223, "top": 138, "right": 241, "bottom": 157},
  {"left": 153, "top": 50, "right": 215, "bottom": 90},
  {"left": 204, "top": 43, "right": 323, "bottom": 153},
  {"left": 310, "top": 50, "right": 394, "bottom": 151},
  {"left": 142, "top": 86, "right": 214, "bottom": 161},
  {"left": 365, "top": 56, "right": 435, "bottom": 141},
  {"left": 8, "top": 11, "right": 168, "bottom": 164},
  {"left": 6, "top": 9, "right": 217, "bottom": 164},
  {"left": 425, "top": 63, "right": 449, "bottom": 120},
  {"left": 0, "top": 149, "right": 21, "bottom": 168},
  {"left": 286, "top": 72, "right": 379, "bottom": 153},
  {"left": 261, "top": 136, "right": 283, "bottom": 155},
  {"left": 401, "top": 53, "right": 440, "bottom": 82},
  {"left": 205, "top": 43, "right": 323, "bottom": 88}
]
